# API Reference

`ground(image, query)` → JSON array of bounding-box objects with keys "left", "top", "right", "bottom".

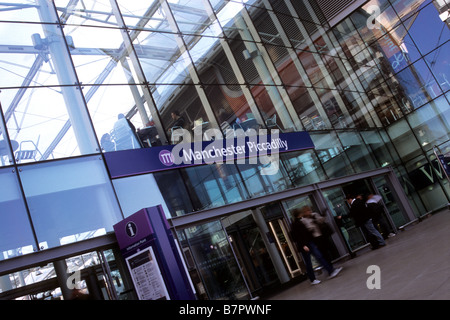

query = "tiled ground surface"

[{"left": 266, "top": 209, "right": 450, "bottom": 300}]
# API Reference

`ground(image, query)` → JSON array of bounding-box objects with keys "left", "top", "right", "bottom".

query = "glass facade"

[{"left": 0, "top": 0, "right": 449, "bottom": 300}]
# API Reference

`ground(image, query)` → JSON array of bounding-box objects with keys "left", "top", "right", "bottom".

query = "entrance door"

[
  {"left": 222, "top": 211, "right": 280, "bottom": 296},
  {"left": 322, "top": 177, "right": 398, "bottom": 252},
  {"left": 322, "top": 187, "right": 367, "bottom": 251}
]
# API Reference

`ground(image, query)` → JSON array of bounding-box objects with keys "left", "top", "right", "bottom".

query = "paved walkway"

[{"left": 266, "top": 209, "right": 450, "bottom": 300}]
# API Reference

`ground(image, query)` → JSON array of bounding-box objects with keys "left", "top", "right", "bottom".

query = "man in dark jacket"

[
  {"left": 291, "top": 207, "right": 342, "bottom": 285},
  {"left": 346, "top": 194, "right": 386, "bottom": 249}
]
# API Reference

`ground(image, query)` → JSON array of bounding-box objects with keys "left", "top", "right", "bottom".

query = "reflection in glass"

[
  {"left": 424, "top": 41, "right": 450, "bottom": 94},
  {"left": 182, "top": 221, "right": 249, "bottom": 300},
  {"left": 0, "top": 168, "right": 37, "bottom": 260},
  {"left": 19, "top": 156, "right": 123, "bottom": 249},
  {"left": 322, "top": 188, "right": 367, "bottom": 251},
  {"left": 181, "top": 164, "right": 246, "bottom": 211},
  {"left": 405, "top": 2, "right": 449, "bottom": 56}
]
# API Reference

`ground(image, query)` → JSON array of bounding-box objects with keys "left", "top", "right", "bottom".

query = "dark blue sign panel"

[{"left": 104, "top": 131, "right": 315, "bottom": 178}]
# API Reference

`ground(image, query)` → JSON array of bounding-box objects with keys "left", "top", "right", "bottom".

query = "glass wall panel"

[
  {"left": 180, "top": 164, "right": 247, "bottom": 211},
  {"left": 310, "top": 131, "right": 354, "bottom": 178},
  {"left": 321, "top": 188, "right": 367, "bottom": 251},
  {"left": 393, "top": 59, "right": 442, "bottom": 110},
  {"left": 404, "top": 154, "right": 448, "bottom": 211},
  {"left": 154, "top": 85, "right": 214, "bottom": 144},
  {"left": 404, "top": 2, "right": 449, "bottom": 56},
  {"left": 0, "top": 168, "right": 37, "bottom": 260},
  {"left": 280, "top": 150, "right": 327, "bottom": 187},
  {"left": 0, "top": 105, "right": 14, "bottom": 167},
  {"left": 338, "top": 131, "right": 377, "bottom": 172},
  {"left": 408, "top": 97, "right": 450, "bottom": 149},
  {"left": 54, "top": 0, "right": 118, "bottom": 27},
  {"left": 0, "top": 21, "right": 76, "bottom": 88},
  {"left": 350, "top": 0, "right": 400, "bottom": 44},
  {"left": 153, "top": 169, "right": 194, "bottom": 217},
  {"left": 387, "top": 119, "right": 422, "bottom": 162},
  {"left": 360, "top": 130, "right": 397, "bottom": 167},
  {"left": 133, "top": 30, "right": 187, "bottom": 85},
  {"left": 111, "top": 173, "right": 170, "bottom": 218},
  {"left": 2, "top": 86, "right": 99, "bottom": 162},
  {"left": 84, "top": 84, "right": 153, "bottom": 152},
  {"left": 59, "top": 25, "right": 132, "bottom": 85},
  {"left": 239, "top": 162, "right": 292, "bottom": 198},
  {"left": 18, "top": 156, "right": 123, "bottom": 249},
  {"left": 0, "top": 1, "right": 48, "bottom": 23},
  {"left": 391, "top": 0, "right": 430, "bottom": 22},
  {"left": 424, "top": 41, "right": 450, "bottom": 94}
]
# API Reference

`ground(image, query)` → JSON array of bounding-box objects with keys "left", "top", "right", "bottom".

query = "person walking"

[
  {"left": 346, "top": 194, "right": 386, "bottom": 249},
  {"left": 291, "top": 207, "right": 342, "bottom": 285},
  {"left": 366, "top": 194, "right": 395, "bottom": 239}
]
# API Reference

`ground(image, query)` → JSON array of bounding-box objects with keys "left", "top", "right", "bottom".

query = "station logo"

[{"left": 159, "top": 149, "right": 174, "bottom": 166}]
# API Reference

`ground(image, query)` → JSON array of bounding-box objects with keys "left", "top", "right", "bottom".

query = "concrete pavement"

[{"left": 266, "top": 209, "right": 450, "bottom": 300}]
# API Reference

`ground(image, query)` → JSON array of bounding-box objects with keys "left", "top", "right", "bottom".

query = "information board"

[{"left": 126, "top": 247, "right": 170, "bottom": 300}]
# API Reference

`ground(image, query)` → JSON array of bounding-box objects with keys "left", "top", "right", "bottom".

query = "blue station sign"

[{"left": 104, "top": 131, "right": 315, "bottom": 178}]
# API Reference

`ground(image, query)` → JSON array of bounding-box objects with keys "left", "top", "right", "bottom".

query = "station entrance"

[{"left": 174, "top": 167, "right": 416, "bottom": 299}]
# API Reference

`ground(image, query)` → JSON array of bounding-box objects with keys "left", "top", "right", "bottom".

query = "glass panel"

[
  {"left": 222, "top": 210, "right": 279, "bottom": 293},
  {"left": 167, "top": 0, "right": 214, "bottom": 36},
  {"left": 338, "top": 131, "right": 377, "bottom": 172},
  {"left": 155, "top": 85, "right": 217, "bottom": 144},
  {"left": 372, "top": 176, "right": 408, "bottom": 228},
  {"left": 153, "top": 169, "right": 194, "bottom": 217},
  {"left": 360, "top": 130, "right": 398, "bottom": 167},
  {"left": 104, "top": 248, "right": 137, "bottom": 300},
  {"left": 322, "top": 188, "right": 367, "bottom": 251},
  {"left": 180, "top": 164, "right": 247, "bottom": 211},
  {"left": 391, "top": 0, "right": 430, "bottom": 22},
  {"left": 404, "top": 154, "right": 449, "bottom": 212},
  {"left": 18, "top": 156, "right": 123, "bottom": 249},
  {"left": 112, "top": 173, "right": 170, "bottom": 218},
  {"left": 0, "top": 1, "right": 46, "bottom": 23},
  {"left": 0, "top": 262, "right": 57, "bottom": 299},
  {"left": 239, "top": 162, "right": 292, "bottom": 198},
  {"left": 84, "top": 84, "right": 152, "bottom": 152},
  {"left": 54, "top": 0, "right": 118, "bottom": 27},
  {"left": 0, "top": 21, "right": 76, "bottom": 88},
  {"left": 310, "top": 131, "right": 354, "bottom": 178},
  {"left": 350, "top": 0, "right": 400, "bottom": 44},
  {"left": 0, "top": 106, "right": 14, "bottom": 167},
  {"left": 424, "top": 41, "right": 450, "bottom": 94},
  {"left": 280, "top": 150, "right": 327, "bottom": 187},
  {"left": 394, "top": 59, "right": 442, "bottom": 110},
  {"left": 2, "top": 86, "right": 99, "bottom": 162},
  {"left": 182, "top": 221, "right": 249, "bottom": 300},
  {"left": 61, "top": 25, "right": 133, "bottom": 85},
  {"left": 0, "top": 168, "right": 37, "bottom": 260},
  {"left": 332, "top": 17, "right": 366, "bottom": 61},
  {"left": 387, "top": 119, "right": 422, "bottom": 162},
  {"left": 133, "top": 31, "right": 187, "bottom": 85},
  {"left": 408, "top": 97, "right": 450, "bottom": 149},
  {"left": 404, "top": 2, "right": 449, "bottom": 56}
]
